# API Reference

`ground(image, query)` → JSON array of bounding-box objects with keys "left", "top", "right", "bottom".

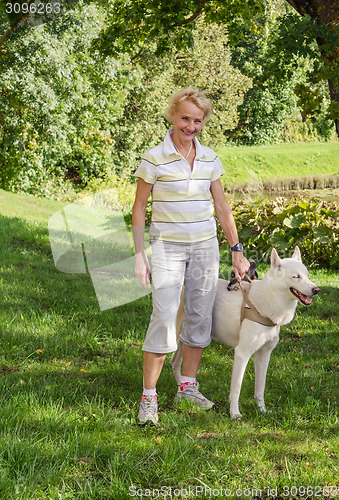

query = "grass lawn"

[
  {"left": 217, "top": 142, "right": 339, "bottom": 190},
  {"left": 0, "top": 185, "right": 338, "bottom": 499}
]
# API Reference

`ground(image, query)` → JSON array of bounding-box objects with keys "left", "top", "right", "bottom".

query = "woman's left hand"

[{"left": 232, "top": 252, "right": 250, "bottom": 282}]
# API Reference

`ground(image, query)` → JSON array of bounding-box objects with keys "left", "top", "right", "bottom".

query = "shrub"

[
  {"left": 0, "top": 6, "right": 135, "bottom": 195},
  {"left": 217, "top": 197, "right": 339, "bottom": 268}
]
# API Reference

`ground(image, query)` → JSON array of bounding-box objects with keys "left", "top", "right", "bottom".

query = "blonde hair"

[{"left": 163, "top": 87, "right": 212, "bottom": 123}]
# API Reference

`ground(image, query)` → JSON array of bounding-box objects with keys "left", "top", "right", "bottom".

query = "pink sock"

[
  {"left": 180, "top": 376, "right": 196, "bottom": 392},
  {"left": 141, "top": 394, "right": 157, "bottom": 401},
  {"left": 180, "top": 381, "right": 196, "bottom": 391}
]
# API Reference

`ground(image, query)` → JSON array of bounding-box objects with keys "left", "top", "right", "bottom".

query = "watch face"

[{"left": 232, "top": 243, "right": 243, "bottom": 252}]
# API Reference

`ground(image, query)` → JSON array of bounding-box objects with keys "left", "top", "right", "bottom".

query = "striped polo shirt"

[{"left": 134, "top": 129, "right": 226, "bottom": 243}]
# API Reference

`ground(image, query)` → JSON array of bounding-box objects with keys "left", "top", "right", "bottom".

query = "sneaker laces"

[{"left": 141, "top": 395, "right": 157, "bottom": 410}]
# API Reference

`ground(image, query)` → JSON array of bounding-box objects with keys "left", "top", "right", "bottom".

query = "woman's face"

[{"left": 171, "top": 100, "right": 204, "bottom": 145}]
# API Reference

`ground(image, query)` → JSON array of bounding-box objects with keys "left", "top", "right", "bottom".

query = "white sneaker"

[
  {"left": 138, "top": 395, "right": 159, "bottom": 426},
  {"left": 174, "top": 382, "right": 216, "bottom": 410}
]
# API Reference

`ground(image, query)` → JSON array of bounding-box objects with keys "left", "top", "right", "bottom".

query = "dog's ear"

[
  {"left": 292, "top": 246, "right": 302, "bottom": 262},
  {"left": 271, "top": 248, "right": 281, "bottom": 269}
]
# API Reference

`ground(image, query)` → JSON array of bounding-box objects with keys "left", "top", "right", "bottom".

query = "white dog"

[{"left": 171, "top": 247, "right": 320, "bottom": 419}]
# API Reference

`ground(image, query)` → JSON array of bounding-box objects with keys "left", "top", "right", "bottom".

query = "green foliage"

[
  {"left": 174, "top": 19, "right": 252, "bottom": 148},
  {"left": 281, "top": 114, "right": 335, "bottom": 143},
  {"left": 0, "top": 4, "right": 136, "bottom": 195},
  {"left": 0, "top": 0, "right": 337, "bottom": 197},
  {"left": 88, "top": 0, "right": 339, "bottom": 138},
  {"left": 218, "top": 197, "right": 339, "bottom": 268},
  {"left": 271, "top": 13, "right": 338, "bottom": 84},
  {"left": 0, "top": 11, "right": 252, "bottom": 192},
  {"left": 269, "top": 12, "right": 339, "bottom": 129},
  {"left": 108, "top": 19, "right": 252, "bottom": 177},
  {"left": 91, "top": 0, "right": 265, "bottom": 57},
  {"left": 80, "top": 173, "right": 137, "bottom": 213},
  {"left": 227, "top": 6, "right": 335, "bottom": 145}
]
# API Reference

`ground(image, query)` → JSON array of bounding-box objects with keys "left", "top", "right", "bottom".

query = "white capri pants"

[{"left": 142, "top": 237, "right": 219, "bottom": 354}]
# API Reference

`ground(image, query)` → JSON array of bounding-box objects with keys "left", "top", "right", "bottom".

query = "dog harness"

[{"left": 240, "top": 279, "right": 277, "bottom": 327}]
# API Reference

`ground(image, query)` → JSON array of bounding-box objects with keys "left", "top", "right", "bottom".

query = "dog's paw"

[
  {"left": 230, "top": 412, "right": 242, "bottom": 420},
  {"left": 263, "top": 408, "right": 272, "bottom": 415},
  {"left": 257, "top": 404, "right": 273, "bottom": 416},
  {"left": 255, "top": 399, "right": 267, "bottom": 414}
]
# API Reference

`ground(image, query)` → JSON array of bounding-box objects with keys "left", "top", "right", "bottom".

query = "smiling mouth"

[{"left": 290, "top": 287, "right": 312, "bottom": 305}]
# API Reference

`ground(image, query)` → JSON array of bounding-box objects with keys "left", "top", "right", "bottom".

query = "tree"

[
  {"left": 0, "top": 6, "right": 251, "bottom": 192},
  {"left": 0, "top": 4, "right": 136, "bottom": 194},
  {"left": 109, "top": 19, "right": 252, "bottom": 176},
  {"left": 228, "top": 4, "right": 335, "bottom": 144},
  {"left": 228, "top": 21, "right": 302, "bottom": 144},
  {"left": 274, "top": 0, "right": 339, "bottom": 135},
  {"left": 91, "top": 0, "right": 338, "bottom": 135},
  {"left": 1, "top": 0, "right": 337, "bottom": 133},
  {"left": 89, "top": 0, "right": 264, "bottom": 56}
]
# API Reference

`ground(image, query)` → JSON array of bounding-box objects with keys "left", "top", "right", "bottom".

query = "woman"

[{"left": 132, "top": 87, "right": 249, "bottom": 426}]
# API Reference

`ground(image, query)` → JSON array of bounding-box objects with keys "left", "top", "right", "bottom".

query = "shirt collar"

[{"left": 163, "top": 128, "right": 209, "bottom": 159}]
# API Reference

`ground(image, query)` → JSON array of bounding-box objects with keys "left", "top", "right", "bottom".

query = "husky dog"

[{"left": 171, "top": 247, "right": 320, "bottom": 419}]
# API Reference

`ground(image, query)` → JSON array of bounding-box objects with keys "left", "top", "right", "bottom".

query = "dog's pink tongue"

[{"left": 302, "top": 294, "right": 312, "bottom": 305}]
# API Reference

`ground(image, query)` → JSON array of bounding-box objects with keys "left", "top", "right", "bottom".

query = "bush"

[
  {"left": 217, "top": 197, "right": 339, "bottom": 268},
  {"left": 0, "top": 6, "right": 135, "bottom": 195}
]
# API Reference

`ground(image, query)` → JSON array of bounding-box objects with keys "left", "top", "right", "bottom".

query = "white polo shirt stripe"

[{"left": 134, "top": 129, "right": 225, "bottom": 243}]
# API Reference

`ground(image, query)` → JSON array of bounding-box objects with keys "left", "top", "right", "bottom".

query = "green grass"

[
  {"left": 0, "top": 188, "right": 67, "bottom": 222},
  {"left": 0, "top": 188, "right": 338, "bottom": 499},
  {"left": 217, "top": 142, "right": 339, "bottom": 191}
]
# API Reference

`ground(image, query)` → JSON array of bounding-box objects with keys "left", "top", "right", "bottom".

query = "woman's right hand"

[{"left": 135, "top": 252, "right": 151, "bottom": 290}]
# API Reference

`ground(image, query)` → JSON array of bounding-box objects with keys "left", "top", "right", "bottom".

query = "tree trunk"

[
  {"left": 285, "top": 0, "right": 339, "bottom": 25},
  {"left": 328, "top": 78, "right": 339, "bottom": 137}
]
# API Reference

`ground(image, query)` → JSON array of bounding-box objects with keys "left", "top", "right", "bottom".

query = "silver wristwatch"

[{"left": 230, "top": 243, "right": 244, "bottom": 252}]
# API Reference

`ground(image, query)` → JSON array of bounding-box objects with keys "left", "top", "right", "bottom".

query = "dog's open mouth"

[{"left": 290, "top": 288, "right": 312, "bottom": 305}]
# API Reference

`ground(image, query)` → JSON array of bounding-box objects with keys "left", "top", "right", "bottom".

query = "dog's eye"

[{"left": 293, "top": 274, "right": 301, "bottom": 279}]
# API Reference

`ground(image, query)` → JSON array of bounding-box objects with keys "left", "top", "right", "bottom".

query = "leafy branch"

[{"left": 0, "top": 0, "right": 36, "bottom": 46}]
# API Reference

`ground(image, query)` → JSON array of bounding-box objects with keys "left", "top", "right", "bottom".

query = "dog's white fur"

[{"left": 171, "top": 247, "right": 319, "bottom": 419}]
